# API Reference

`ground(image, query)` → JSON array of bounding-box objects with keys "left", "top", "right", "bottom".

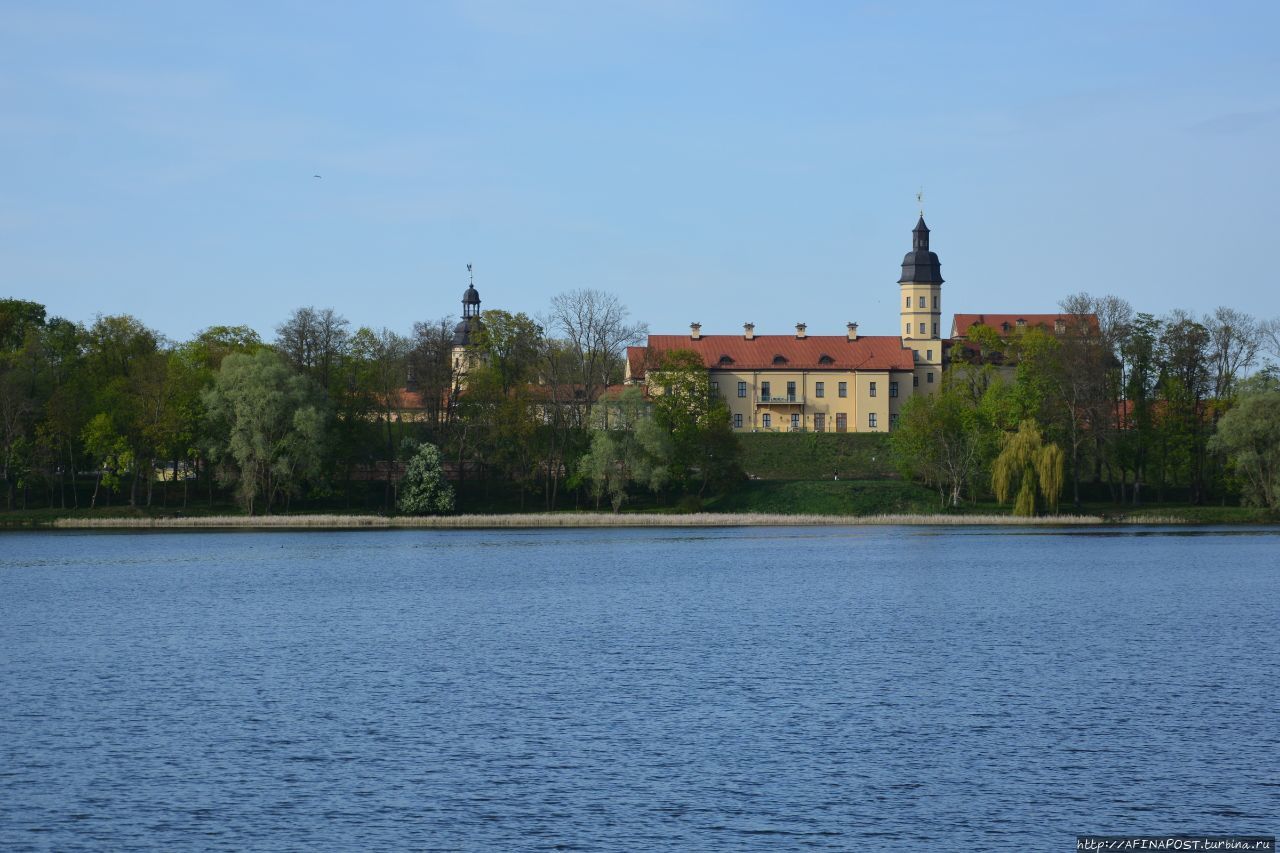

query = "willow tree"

[{"left": 992, "top": 420, "right": 1065, "bottom": 516}]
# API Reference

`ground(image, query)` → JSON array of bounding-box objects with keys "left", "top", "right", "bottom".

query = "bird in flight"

[{"left": 313, "top": 174, "right": 322, "bottom": 179}]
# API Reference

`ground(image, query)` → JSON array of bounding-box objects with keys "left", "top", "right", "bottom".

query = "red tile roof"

[
  {"left": 628, "top": 334, "right": 916, "bottom": 379},
  {"left": 951, "top": 313, "right": 1099, "bottom": 338}
]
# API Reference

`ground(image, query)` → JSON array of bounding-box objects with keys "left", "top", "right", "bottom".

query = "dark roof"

[
  {"left": 951, "top": 313, "right": 1099, "bottom": 338},
  {"left": 452, "top": 315, "right": 482, "bottom": 346},
  {"left": 461, "top": 285, "right": 481, "bottom": 306},
  {"left": 899, "top": 217, "right": 943, "bottom": 284}
]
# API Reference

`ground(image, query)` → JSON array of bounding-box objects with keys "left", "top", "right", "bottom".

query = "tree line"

[
  {"left": 891, "top": 294, "right": 1280, "bottom": 513},
  {"left": 0, "top": 290, "right": 716, "bottom": 514}
]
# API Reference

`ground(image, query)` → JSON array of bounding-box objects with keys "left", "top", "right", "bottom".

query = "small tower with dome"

[
  {"left": 451, "top": 265, "right": 484, "bottom": 383},
  {"left": 898, "top": 215, "right": 944, "bottom": 394}
]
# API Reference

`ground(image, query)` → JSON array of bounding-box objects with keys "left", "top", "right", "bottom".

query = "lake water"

[{"left": 1, "top": 526, "right": 1277, "bottom": 851}]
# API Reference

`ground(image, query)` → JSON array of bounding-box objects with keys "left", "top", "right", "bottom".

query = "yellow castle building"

[{"left": 624, "top": 216, "right": 949, "bottom": 433}]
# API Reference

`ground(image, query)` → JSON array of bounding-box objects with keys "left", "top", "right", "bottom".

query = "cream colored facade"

[
  {"left": 624, "top": 216, "right": 950, "bottom": 432},
  {"left": 707, "top": 367, "right": 912, "bottom": 433}
]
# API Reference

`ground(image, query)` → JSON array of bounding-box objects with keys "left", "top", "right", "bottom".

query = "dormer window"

[
  {"left": 1016, "top": 318, "right": 1026, "bottom": 327},
  {"left": 1001, "top": 322, "right": 1011, "bottom": 333},
  {"left": 818, "top": 354, "right": 834, "bottom": 365},
  {"left": 718, "top": 354, "right": 734, "bottom": 365},
  {"left": 772, "top": 354, "right": 788, "bottom": 365}
]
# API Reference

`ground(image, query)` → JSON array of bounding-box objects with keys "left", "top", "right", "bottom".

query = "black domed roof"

[
  {"left": 898, "top": 216, "right": 944, "bottom": 284},
  {"left": 452, "top": 315, "right": 482, "bottom": 347},
  {"left": 462, "top": 284, "right": 481, "bottom": 305}
]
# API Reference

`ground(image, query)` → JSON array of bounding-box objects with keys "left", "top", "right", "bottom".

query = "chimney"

[
  {"left": 847, "top": 322, "right": 859, "bottom": 341},
  {"left": 743, "top": 322, "right": 755, "bottom": 341},
  {"left": 795, "top": 322, "right": 807, "bottom": 339},
  {"left": 690, "top": 322, "right": 702, "bottom": 340}
]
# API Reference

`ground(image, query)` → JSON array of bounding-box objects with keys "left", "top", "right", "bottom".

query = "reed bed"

[{"left": 51, "top": 512, "right": 1113, "bottom": 530}]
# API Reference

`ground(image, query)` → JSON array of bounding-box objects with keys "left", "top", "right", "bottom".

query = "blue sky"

[{"left": 2, "top": 1, "right": 1278, "bottom": 341}]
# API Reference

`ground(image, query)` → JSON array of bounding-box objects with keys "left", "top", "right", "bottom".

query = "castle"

[
  {"left": 446, "top": 217, "right": 1090, "bottom": 433},
  {"left": 623, "top": 216, "right": 947, "bottom": 433}
]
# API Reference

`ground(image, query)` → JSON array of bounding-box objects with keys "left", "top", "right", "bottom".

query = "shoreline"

[{"left": 29, "top": 511, "right": 1154, "bottom": 529}]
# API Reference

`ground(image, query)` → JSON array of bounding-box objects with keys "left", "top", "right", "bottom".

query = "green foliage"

[
  {"left": 649, "top": 350, "right": 743, "bottom": 496},
  {"left": 1207, "top": 375, "right": 1280, "bottom": 509},
  {"left": 992, "top": 420, "right": 1065, "bottom": 515},
  {"left": 473, "top": 310, "right": 543, "bottom": 393},
  {"left": 202, "top": 349, "right": 329, "bottom": 514},
  {"left": 891, "top": 381, "right": 998, "bottom": 506},
  {"left": 579, "top": 386, "right": 670, "bottom": 510},
  {"left": 0, "top": 299, "right": 46, "bottom": 352},
  {"left": 397, "top": 440, "right": 455, "bottom": 514}
]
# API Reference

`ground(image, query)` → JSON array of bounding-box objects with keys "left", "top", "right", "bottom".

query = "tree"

[
  {"left": 275, "top": 306, "right": 350, "bottom": 391},
  {"left": 202, "top": 349, "right": 329, "bottom": 514},
  {"left": 81, "top": 315, "right": 163, "bottom": 506},
  {"left": 1208, "top": 375, "right": 1280, "bottom": 510},
  {"left": 1205, "top": 307, "right": 1261, "bottom": 400},
  {"left": 891, "top": 381, "right": 995, "bottom": 507},
  {"left": 547, "top": 288, "right": 647, "bottom": 422},
  {"left": 409, "top": 317, "right": 457, "bottom": 427},
  {"left": 0, "top": 299, "right": 47, "bottom": 352},
  {"left": 473, "top": 310, "right": 543, "bottom": 394},
  {"left": 1157, "top": 311, "right": 1212, "bottom": 503},
  {"left": 397, "top": 440, "right": 455, "bottom": 514},
  {"left": 648, "top": 350, "right": 742, "bottom": 497},
  {"left": 579, "top": 386, "right": 670, "bottom": 511},
  {"left": 992, "top": 420, "right": 1065, "bottom": 516},
  {"left": 352, "top": 326, "right": 412, "bottom": 510}
]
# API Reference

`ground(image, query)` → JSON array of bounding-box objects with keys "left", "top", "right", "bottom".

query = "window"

[
  {"left": 913, "top": 374, "right": 919, "bottom": 387},
  {"left": 889, "top": 413, "right": 899, "bottom": 428},
  {"left": 889, "top": 381, "right": 898, "bottom": 398},
  {"left": 762, "top": 413, "right": 772, "bottom": 429},
  {"left": 932, "top": 322, "right": 938, "bottom": 337},
  {"left": 737, "top": 381, "right": 747, "bottom": 398},
  {"left": 710, "top": 381, "right": 719, "bottom": 392},
  {"left": 926, "top": 349, "right": 932, "bottom": 360},
  {"left": 786, "top": 381, "right": 796, "bottom": 401},
  {"left": 868, "top": 412, "right": 878, "bottom": 429},
  {"left": 905, "top": 323, "right": 911, "bottom": 335},
  {"left": 919, "top": 323, "right": 926, "bottom": 335},
  {"left": 733, "top": 413, "right": 743, "bottom": 429},
  {"left": 932, "top": 296, "right": 939, "bottom": 309},
  {"left": 869, "top": 381, "right": 877, "bottom": 397},
  {"left": 835, "top": 413, "right": 847, "bottom": 433},
  {"left": 918, "top": 296, "right": 927, "bottom": 308},
  {"left": 838, "top": 381, "right": 847, "bottom": 398},
  {"left": 761, "top": 381, "right": 771, "bottom": 400},
  {"left": 815, "top": 381, "right": 825, "bottom": 398},
  {"left": 790, "top": 413, "right": 800, "bottom": 430},
  {"left": 927, "top": 372, "right": 934, "bottom": 384},
  {"left": 814, "top": 413, "right": 825, "bottom": 432},
  {"left": 905, "top": 296, "right": 911, "bottom": 308}
]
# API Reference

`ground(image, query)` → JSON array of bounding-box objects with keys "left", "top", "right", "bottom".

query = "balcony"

[{"left": 754, "top": 394, "right": 804, "bottom": 405}]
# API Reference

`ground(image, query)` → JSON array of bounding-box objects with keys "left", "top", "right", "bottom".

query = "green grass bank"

[{"left": 738, "top": 433, "right": 897, "bottom": 480}]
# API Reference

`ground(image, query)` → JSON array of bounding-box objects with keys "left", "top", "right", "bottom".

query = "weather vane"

[
  {"left": 916, "top": 187, "right": 925, "bottom": 216},
  {"left": 467, "top": 263, "right": 473, "bottom": 285}
]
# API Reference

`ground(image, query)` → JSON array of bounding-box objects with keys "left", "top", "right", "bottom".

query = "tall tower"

[
  {"left": 451, "top": 266, "right": 483, "bottom": 382},
  {"left": 898, "top": 216, "right": 944, "bottom": 393}
]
